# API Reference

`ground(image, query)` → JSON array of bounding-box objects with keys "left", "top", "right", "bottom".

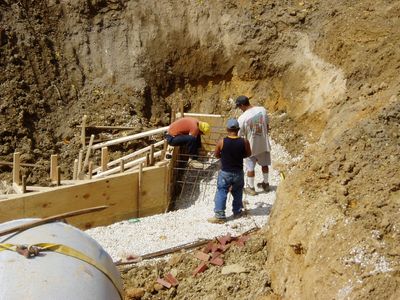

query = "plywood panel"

[
  {"left": 199, "top": 116, "right": 228, "bottom": 152},
  {"left": 0, "top": 172, "right": 139, "bottom": 229},
  {"left": 0, "top": 157, "right": 171, "bottom": 229},
  {"left": 139, "top": 166, "right": 168, "bottom": 217}
]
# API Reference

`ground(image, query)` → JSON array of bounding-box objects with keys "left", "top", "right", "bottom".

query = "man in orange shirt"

[{"left": 165, "top": 117, "right": 210, "bottom": 168}]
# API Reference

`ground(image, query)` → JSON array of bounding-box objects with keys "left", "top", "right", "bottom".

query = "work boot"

[
  {"left": 188, "top": 158, "right": 203, "bottom": 169},
  {"left": 233, "top": 211, "right": 245, "bottom": 219},
  {"left": 257, "top": 182, "right": 270, "bottom": 192},
  {"left": 207, "top": 216, "right": 227, "bottom": 224},
  {"left": 244, "top": 187, "right": 257, "bottom": 196}
]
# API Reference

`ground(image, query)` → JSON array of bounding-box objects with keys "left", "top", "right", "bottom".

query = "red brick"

[
  {"left": 192, "top": 262, "right": 208, "bottom": 276},
  {"left": 202, "top": 241, "right": 214, "bottom": 253},
  {"left": 211, "top": 251, "right": 222, "bottom": 259},
  {"left": 211, "top": 243, "right": 220, "bottom": 253},
  {"left": 218, "top": 243, "right": 231, "bottom": 252},
  {"left": 210, "top": 257, "right": 224, "bottom": 266},
  {"left": 194, "top": 250, "right": 210, "bottom": 262},
  {"left": 164, "top": 273, "right": 179, "bottom": 287},
  {"left": 217, "top": 234, "right": 232, "bottom": 245},
  {"left": 156, "top": 278, "right": 172, "bottom": 289}
]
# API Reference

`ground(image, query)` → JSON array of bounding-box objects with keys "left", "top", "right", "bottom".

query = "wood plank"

[
  {"left": 92, "top": 140, "right": 164, "bottom": 173},
  {"left": 0, "top": 171, "right": 140, "bottom": 229},
  {"left": 50, "top": 154, "right": 58, "bottom": 182},
  {"left": 140, "top": 165, "right": 168, "bottom": 216},
  {"left": 0, "top": 161, "right": 37, "bottom": 168},
  {"left": 92, "top": 126, "right": 168, "bottom": 150},
  {"left": 13, "top": 152, "right": 21, "bottom": 185},
  {"left": 76, "top": 125, "right": 137, "bottom": 130}
]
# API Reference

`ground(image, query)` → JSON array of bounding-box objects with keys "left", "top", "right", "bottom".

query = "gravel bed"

[{"left": 86, "top": 139, "right": 296, "bottom": 262}]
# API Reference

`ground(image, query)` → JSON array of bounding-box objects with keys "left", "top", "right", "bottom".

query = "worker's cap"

[
  {"left": 198, "top": 121, "right": 210, "bottom": 134},
  {"left": 235, "top": 95, "right": 250, "bottom": 108},
  {"left": 226, "top": 118, "right": 240, "bottom": 130}
]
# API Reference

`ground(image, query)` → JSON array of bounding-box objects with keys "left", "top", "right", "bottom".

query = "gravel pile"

[{"left": 86, "top": 139, "right": 296, "bottom": 263}]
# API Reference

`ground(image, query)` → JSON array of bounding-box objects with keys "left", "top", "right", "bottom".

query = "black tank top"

[{"left": 220, "top": 137, "right": 246, "bottom": 172}]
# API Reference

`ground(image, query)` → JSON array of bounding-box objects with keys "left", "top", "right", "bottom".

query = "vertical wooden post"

[
  {"left": 73, "top": 159, "right": 78, "bottom": 180},
  {"left": 50, "top": 154, "right": 58, "bottom": 182},
  {"left": 179, "top": 100, "right": 184, "bottom": 118},
  {"left": 82, "top": 134, "right": 94, "bottom": 173},
  {"left": 22, "top": 175, "right": 27, "bottom": 193},
  {"left": 149, "top": 144, "right": 155, "bottom": 166},
  {"left": 137, "top": 162, "right": 143, "bottom": 218},
  {"left": 13, "top": 152, "right": 21, "bottom": 185},
  {"left": 88, "top": 161, "right": 93, "bottom": 179},
  {"left": 101, "top": 147, "right": 109, "bottom": 172},
  {"left": 163, "top": 139, "right": 168, "bottom": 152},
  {"left": 120, "top": 159, "right": 125, "bottom": 173},
  {"left": 160, "top": 150, "right": 166, "bottom": 161},
  {"left": 81, "top": 115, "right": 87, "bottom": 148},
  {"left": 145, "top": 153, "right": 150, "bottom": 167},
  {"left": 171, "top": 108, "right": 176, "bottom": 123},
  {"left": 56, "top": 166, "right": 61, "bottom": 186},
  {"left": 77, "top": 150, "right": 83, "bottom": 176}
]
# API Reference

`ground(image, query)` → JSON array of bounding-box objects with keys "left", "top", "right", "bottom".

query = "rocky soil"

[{"left": 1, "top": 0, "right": 399, "bottom": 299}]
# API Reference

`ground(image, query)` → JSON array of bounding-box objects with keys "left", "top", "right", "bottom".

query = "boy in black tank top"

[{"left": 208, "top": 119, "right": 251, "bottom": 224}]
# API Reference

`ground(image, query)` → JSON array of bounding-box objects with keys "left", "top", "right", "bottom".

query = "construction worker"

[
  {"left": 165, "top": 117, "right": 210, "bottom": 169},
  {"left": 208, "top": 118, "right": 251, "bottom": 224},
  {"left": 236, "top": 95, "right": 272, "bottom": 195}
]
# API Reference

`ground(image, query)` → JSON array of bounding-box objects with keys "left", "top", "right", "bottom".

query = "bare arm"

[
  {"left": 214, "top": 139, "right": 223, "bottom": 158},
  {"left": 244, "top": 139, "right": 251, "bottom": 158}
]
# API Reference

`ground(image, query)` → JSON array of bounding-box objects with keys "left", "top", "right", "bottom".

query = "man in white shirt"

[{"left": 236, "top": 95, "right": 271, "bottom": 195}]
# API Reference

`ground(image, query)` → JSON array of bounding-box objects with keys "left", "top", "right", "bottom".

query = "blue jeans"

[
  {"left": 165, "top": 134, "right": 201, "bottom": 159},
  {"left": 214, "top": 170, "right": 244, "bottom": 219}
]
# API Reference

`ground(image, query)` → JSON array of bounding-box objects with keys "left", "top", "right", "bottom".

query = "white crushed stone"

[{"left": 86, "top": 139, "right": 296, "bottom": 262}]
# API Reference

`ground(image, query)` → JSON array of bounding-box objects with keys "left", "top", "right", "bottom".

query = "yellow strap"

[{"left": 0, "top": 243, "right": 123, "bottom": 299}]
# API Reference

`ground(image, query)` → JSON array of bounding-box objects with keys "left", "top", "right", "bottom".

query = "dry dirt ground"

[{"left": 0, "top": 0, "right": 399, "bottom": 299}]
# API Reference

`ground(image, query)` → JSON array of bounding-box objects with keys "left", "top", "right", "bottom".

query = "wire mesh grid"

[{"left": 171, "top": 126, "right": 226, "bottom": 209}]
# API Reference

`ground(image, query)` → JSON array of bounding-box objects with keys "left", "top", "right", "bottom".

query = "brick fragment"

[
  {"left": 217, "top": 234, "right": 232, "bottom": 245},
  {"left": 211, "top": 243, "right": 220, "bottom": 253},
  {"left": 210, "top": 256, "right": 224, "bottom": 266},
  {"left": 194, "top": 250, "right": 210, "bottom": 262},
  {"left": 218, "top": 243, "right": 231, "bottom": 252},
  {"left": 211, "top": 251, "right": 222, "bottom": 259},
  {"left": 164, "top": 273, "right": 179, "bottom": 287},
  {"left": 156, "top": 278, "right": 172, "bottom": 289},
  {"left": 202, "top": 241, "right": 214, "bottom": 254},
  {"left": 192, "top": 262, "right": 208, "bottom": 276}
]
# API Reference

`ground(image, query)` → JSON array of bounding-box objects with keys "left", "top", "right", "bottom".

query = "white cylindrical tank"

[{"left": 0, "top": 219, "right": 123, "bottom": 300}]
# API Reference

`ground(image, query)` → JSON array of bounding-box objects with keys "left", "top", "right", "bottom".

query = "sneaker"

[
  {"left": 188, "top": 159, "right": 203, "bottom": 169},
  {"left": 257, "top": 182, "right": 270, "bottom": 192},
  {"left": 207, "top": 216, "right": 227, "bottom": 224},
  {"left": 244, "top": 187, "right": 257, "bottom": 196}
]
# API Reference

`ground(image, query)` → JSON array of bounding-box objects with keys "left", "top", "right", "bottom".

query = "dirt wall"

[{"left": 1, "top": 0, "right": 399, "bottom": 298}]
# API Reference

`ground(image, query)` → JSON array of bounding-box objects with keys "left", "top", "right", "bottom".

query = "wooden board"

[
  {"left": 138, "top": 165, "right": 169, "bottom": 217},
  {"left": 0, "top": 164, "right": 169, "bottom": 229}
]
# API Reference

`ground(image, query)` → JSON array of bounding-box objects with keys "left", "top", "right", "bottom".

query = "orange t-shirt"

[{"left": 168, "top": 117, "right": 200, "bottom": 137}]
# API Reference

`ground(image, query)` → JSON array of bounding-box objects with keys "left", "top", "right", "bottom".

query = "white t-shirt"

[{"left": 238, "top": 106, "right": 271, "bottom": 156}]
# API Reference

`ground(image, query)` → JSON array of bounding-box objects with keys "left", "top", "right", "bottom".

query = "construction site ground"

[{"left": 1, "top": 1, "right": 399, "bottom": 299}]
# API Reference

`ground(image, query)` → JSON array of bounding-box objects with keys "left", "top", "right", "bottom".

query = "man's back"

[{"left": 238, "top": 106, "right": 271, "bottom": 156}]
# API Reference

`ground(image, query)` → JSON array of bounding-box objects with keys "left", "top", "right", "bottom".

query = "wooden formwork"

[
  {"left": 0, "top": 162, "right": 174, "bottom": 229},
  {"left": 0, "top": 112, "right": 224, "bottom": 229}
]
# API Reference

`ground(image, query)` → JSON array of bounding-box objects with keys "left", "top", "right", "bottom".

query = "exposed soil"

[{"left": 1, "top": 0, "right": 399, "bottom": 299}]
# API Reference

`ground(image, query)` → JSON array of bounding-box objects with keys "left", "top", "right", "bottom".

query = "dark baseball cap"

[
  {"left": 235, "top": 95, "right": 250, "bottom": 108},
  {"left": 226, "top": 118, "right": 240, "bottom": 130}
]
